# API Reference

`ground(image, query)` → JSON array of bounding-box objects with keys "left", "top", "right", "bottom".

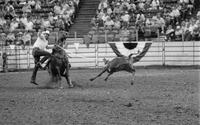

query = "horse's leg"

[
  {"left": 56, "top": 66, "right": 62, "bottom": 88},
  {"left": 63, "top": 67, "right": 74, "bottom": 88},
  {"left": 90, "top": 67, "right": 108, "bottom": 81},
  {"left": 104, "top": 72, "right": 113, "bottom": 81}
]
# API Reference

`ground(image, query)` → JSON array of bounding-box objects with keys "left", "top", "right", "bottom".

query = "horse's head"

[
  {"left": 52, "top": 45, "right": 63, "bottom": 55},
  {"left": 57, "top": 32, "right": 68, "bottom": 46}
]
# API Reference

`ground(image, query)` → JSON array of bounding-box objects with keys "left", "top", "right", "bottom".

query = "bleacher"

[
  {"left": 0, "top": 0, "right": 79, "bottom": 45},
  {"left": 87, "top": 0, "right": 199, "bottom": 43}
]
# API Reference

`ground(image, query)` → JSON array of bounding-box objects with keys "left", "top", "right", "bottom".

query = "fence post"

[
  {"left": 136, "top": 29, "right": 138, "bottom": 41},
  {"left": 162, "top": 40, "right": 165, "bottom": 66},
  {"left": 193, "top": 41, "right": 195, "bottom": 65},
  {"left": 74, "top": 32, "right": 77, "bottom": 42},
  {"left": 95, "top": 44, "right": 98, "bottom": 68}
]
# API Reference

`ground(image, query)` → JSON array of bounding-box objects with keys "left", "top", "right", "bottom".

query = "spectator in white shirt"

[
  {"left": 10, "top": 18, "right": 19, "bottom": 32},
  {"left": 22, "top": 31, "right": 32, "bottom": 45},
  {"left": 35, "top": 0, "right": 41, "bottom": 10},
  {"left": 121, "top": 11, "right": 130, "bottom": 28},
  {"left": 0, "top": 17, "right": 7, "bottom": 30},
  {"left": 28, "top": 0, "right": 36, "bottom": 8},
  {"left": 102, "top": 13, "right": 110, "bottom": 22},
  {"left": 54, "top": 2, "right": 62, "bottom": 15},
  {"left": 104, "top": 17, "right": 114, "bottom": 29},
  {"left": 153, "top": 13, "right": 166, "bottom": 32},
  {"left": 138, "top": 1, "right": 145, "bottom": 10},
  {"left": 20, "top": 13, "right": 28, "bottom": 26},
  {"left": 25, "top": 17, "right": 34, "bottom": 31},
  {"left": 165, "top": 25, "right": 175, "bottom": 41},
  {"left": 136, "top": 13, "right": 145, "bottom": 26},
  {"left": 113, "top": 17, "right": 121, "bottom": 29},
  {"left": 41, "top": 18, "right": 53, "bottom": 29},
  {"left": 175, "top": 25, "right": 183, "bottom": 40},
  {"left": 22, "top": 2, "right": 32, "bottom": 14},
  {"left": 151, "top": 0, "right": 159, "bottom": 10}
]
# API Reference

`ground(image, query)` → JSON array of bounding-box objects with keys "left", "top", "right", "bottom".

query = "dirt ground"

[{"left": 0, "top": 68, "right": 199, "bottom": 125}]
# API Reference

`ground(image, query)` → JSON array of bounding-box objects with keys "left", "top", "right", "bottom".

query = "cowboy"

[{"left": 30, "top": 30, "right": 53, "bottom": 85}]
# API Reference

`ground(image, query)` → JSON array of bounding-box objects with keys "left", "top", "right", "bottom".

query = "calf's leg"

[
  {"left": 90, "top": 67, "right": 108, "bottom": 81},
  {"left": 104, "top": 72, "right": 113, "bottom": 81}
]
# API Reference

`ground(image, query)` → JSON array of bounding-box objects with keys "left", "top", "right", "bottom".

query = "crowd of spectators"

[
  {"left": 0, "top": 0, "right": 80, "bottom": 47},
  {"left": 90, "top": 0, "right": 199, "bottom": 41}
]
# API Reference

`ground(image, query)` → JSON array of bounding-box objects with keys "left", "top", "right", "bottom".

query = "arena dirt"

[{"left": 0, "top": 68, "right": 199, "bottom": 125}]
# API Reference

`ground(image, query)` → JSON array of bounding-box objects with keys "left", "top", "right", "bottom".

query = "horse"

[
  {"left": 90, "top": 54, "right": 136, "bottom": 85},
  {"left": 47, "top": 45, "right": 74, "bottom": 88}
]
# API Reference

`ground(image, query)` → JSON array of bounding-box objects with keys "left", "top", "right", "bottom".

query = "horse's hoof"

[
  {"left": 131, "top": 82, "right": 134, "bottom": 85},
  {"left": 68, "top": 85, "right": 74, "bottom": 88},
  {"left": 30, "top": 80, "right": 38, "bottom": 85}
]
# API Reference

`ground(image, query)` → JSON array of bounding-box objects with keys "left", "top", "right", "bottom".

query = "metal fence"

[{"left": 0, "top": 41, "right": 199, "bottom": 71}]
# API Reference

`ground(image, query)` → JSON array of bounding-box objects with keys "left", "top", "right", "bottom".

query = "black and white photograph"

[{"left": 0, "top": 0, "right": 199, "bottom": 124}]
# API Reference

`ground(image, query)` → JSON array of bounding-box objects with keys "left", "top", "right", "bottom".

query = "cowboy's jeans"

[{"left": 31, "top": 47, "right": 51, "bottom": 81}]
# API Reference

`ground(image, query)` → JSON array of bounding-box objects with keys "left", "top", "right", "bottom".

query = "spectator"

[
  {"left": 0, "top": 16, "right": 7, "bottom": 30},
  {"left": 121, "top": 0, "right": 130, "bottom": 12},
  {"left": 54, "top": 2, "right": 62, "bottom": 15},
  {"left": 56, "top": 17, "right": 65, "bottom": 30},
  {"left": 165, "top": 25, "right": 175, "bottom": 41},
  {"left": 152, "top": 13, "right": 165, "bottom": 33},
  {"left": 4, "top": 2, "right": 14, "bottom": 13},
  {"left": 0, "top": 33, "right": 7, "bottom": 46},
  {"left": 170, "top": 6, "right": 181, "bottom": 25},
  {"left": 20, "top": 13, "right": 28, "bottom": 27},
  {"left": 138, "top": 1, "right": 145, "bottom": 11},
  {"left": 150, "top": 0, "right": 160, "bottom": 10},
  {"left": 113, "top": 17, "right": 121, "bottom": 29},
  {"left": 175, "top": 25, "right": 183, "bottom": 40},
  {"left": 91, "top": 17, "right": 98, "bottom": 27},
  {"left": 15, "top": 32, "right": 23, "bottom": 46},
  {"left": 121, "top": 11, "right": 130, "bottom": 28},
  {"left": 136, "top": 13, "right": 145, "bottom": 26},
  {"left": 35, "top": 0, "right": 41, "bottom": 10},
  {"left": 98, "top": 0, "right": 108, "bottom": 11},
  {"left": 145, "top": 18, "right": 152, "bottom": 27},
  {"left": 41, "top": 17, "right": 53, "bottom": 29},
  {"left": 22, "top": 2, "right": 32, "bottom": 14},
  {"left": 22, "top": 31, "right": 32, "bottom": 45},
  {"left": 128, "top": 3, "right": 136, "bottom": 14},
  {"left": 2, "top": 52, "right": 8, "bottom": 72},
  {"left": 18, "top": 0, "right": 27, "bottom": 5},
  {"left": 27, "top": 0, "right": 36, "bottom": 8},
  {"left": 120, "top": 27, "right": 130, "bottom": 41},
  {"left": 48, "top": 12, "right": 57, "bottom": 27},
  {"left": 102, "top": 12, "right": 110, "bottom": 22},
  {"left": 24, "top": 17, "right": 34, "bottom": 31},
  {"left": 6, "top": 32, "right": 15, "bottom": 45},
  {"left": 33, "top": 15, "right": 41, "bottom": 32},
  {"left": 107, "top": 6, "right": 112, "bottom": 15},
  {"left": 9, "top": 18, "right": 19, "bottom": 32},
  {"left": 104, "top": 17, "right": 114, "bottom": 29},
  {"left": 113, "top": 2, "right": 122, "bottom": 15},
  {"left": 4, "top": 2, "right": 16, "bottom": 20}
]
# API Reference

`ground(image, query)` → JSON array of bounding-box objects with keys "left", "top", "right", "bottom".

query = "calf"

[{"left": 90, "top": 54, "right": 136, "bottom": 85}]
